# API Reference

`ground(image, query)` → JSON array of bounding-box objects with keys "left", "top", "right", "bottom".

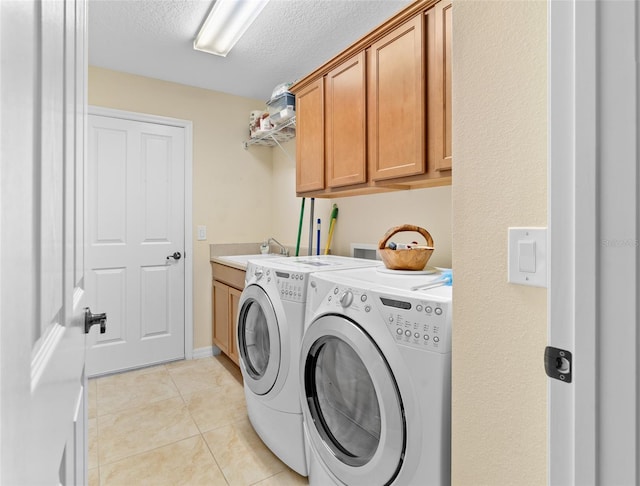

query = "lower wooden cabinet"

[{"left": 211, "top": 263, "right": 245, "bottom": 365}]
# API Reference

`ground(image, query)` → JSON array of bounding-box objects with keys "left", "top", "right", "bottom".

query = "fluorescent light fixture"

[{"left": 194, "top": 0, "right": 270, "bottom": 57}]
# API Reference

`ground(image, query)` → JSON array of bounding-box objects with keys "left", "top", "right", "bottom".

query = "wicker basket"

[{"left": 378, "top": 224, "right": 435, "bottom": 271}]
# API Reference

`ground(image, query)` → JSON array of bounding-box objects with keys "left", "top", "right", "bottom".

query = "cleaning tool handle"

[
  {"left": 324, "top": 220, "right": 335, "bottom": 255},
  {"left": 316, "top": 219, "right": 321, "bottom": 256},
  {"left": 323, "top": 204, "right": 339, "bottom": 255},
  {"left": 308, "top": 198, "right": 315, "bottom": 256},
  {"left": 295, "top": 198, "right": 305, "bottom": 257}
]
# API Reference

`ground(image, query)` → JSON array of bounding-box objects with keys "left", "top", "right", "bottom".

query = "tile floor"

[{"left": 88, "top": 355, "right": 309, "bottom": 486}]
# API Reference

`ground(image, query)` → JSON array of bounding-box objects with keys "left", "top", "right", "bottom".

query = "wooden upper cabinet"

[
  {"left": 325, "top": 52, "right": 367, "bottom": 188},
  {"left": 296, "top": 78, "right": 325, "bottom": 193},
  {"left": 432, "top": 0, "right": 452, "bottom": 172},
  {"left": 290, "top": 0, "right": 452, "bottom": 196},
  {"left": 368, "top": 14, "right": 425, "bottom": 181}
]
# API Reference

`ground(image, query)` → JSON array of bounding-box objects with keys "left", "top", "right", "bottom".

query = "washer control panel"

[
  {"left": 271, "top": 269, "right": 308, "bottom": 302},
  {"left": 375, "top": 294, "right": 451, "bottom": 353}
]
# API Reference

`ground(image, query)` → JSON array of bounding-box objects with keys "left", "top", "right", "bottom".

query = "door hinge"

[{"left": 544, "top": 346, "right": 572, "bottom": 383}]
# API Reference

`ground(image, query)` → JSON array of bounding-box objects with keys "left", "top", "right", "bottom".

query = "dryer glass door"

[
  {"left": 237, "top": 285, "right": 281, "bottom": 395},
  {"left": 302, "top": 314, "right": 405, "bottom": 485}
]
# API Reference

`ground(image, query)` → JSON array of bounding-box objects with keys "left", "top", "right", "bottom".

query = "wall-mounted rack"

[{"left": 243, "top": 116, "right": 296, "bottom": 150}]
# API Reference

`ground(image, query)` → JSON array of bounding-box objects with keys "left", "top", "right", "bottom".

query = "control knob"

[{"left": 339, "top": 290, "right": 354, "bottom": 308}]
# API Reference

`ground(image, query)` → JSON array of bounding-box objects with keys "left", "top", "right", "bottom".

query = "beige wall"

[
  {"left": 451, "top": 1, "right": 547, "bottom": 484},
  {"left": 271, "top": 140, "right": 453, "bottom": 266},
  {"left": 89, "top": 67, "right": 275, "bottom": 350}
]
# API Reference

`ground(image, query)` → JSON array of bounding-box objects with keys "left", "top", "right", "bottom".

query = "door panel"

[
  {"left": 368, "top": 14, "right": 425, "bottom": 181},
  {"left": 296, "top": 78, "right": 325, "bottom": 193},
  {"left": 326, "top": 52, "right": 367, "bottom": 188},
  {"left": 237, "top": 285, "right": 281, "bottom": 395},
  {"left": 87, "top": 114, "right": 185, "bottom": 376},
  {"left": 301, "top": 315, "right": 404, "bottom": 486},
  {"left": 1, "top": 0, "right": 89, "bottom": 483},
  {"left": 95, "top": 127, "right": 128, "bottom": 243},
  {"left": 92, "top": 267, "right": 126, "bottom": 344},
  {"left": 142, "top": 134, "right": 172, "bottom": 240},
  {"left": 141, "top": 265, "right": 171, "bottom": 337},
  {"left": 229, "top": 287, "right": 242, "bottom": 364}
]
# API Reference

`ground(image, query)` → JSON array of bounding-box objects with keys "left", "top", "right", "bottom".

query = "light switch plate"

[
  {"left": 508, "top": 227, "right": 547, "bottom": 287},
  {"left": 197, "top": 225, "right": 207, "bottom": 241}
]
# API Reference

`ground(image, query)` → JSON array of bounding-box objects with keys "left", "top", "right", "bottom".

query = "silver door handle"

[{"left": 84, "top": 307, "right": 107, "bottom": 334}]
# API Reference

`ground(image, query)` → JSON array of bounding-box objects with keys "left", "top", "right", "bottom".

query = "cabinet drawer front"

[
  {"left": 211, "top": 263, "right": 245, "bottom": 289},
  {"left": 369, "top": 14, "right": 426, "bottom": 181}
]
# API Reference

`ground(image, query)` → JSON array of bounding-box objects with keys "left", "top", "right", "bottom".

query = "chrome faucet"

[{"left": 268, "top": 237, "right": 290, "bottom": 256}]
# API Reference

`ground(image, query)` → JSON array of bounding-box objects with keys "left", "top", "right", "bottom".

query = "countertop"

[
  {"left": 211, "top": 253, "right": 286, "bottom": 271},
  {"left": 209, "top": 242, "right": 305, "bottom": 271}
]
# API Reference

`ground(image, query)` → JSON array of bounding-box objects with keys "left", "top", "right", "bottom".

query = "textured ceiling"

[{"left": 88, "top": 0, "right": 413, "bottom": 101}]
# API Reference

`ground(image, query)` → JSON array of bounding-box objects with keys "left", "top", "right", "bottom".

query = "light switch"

[
  {"left": 518, "top": 240, "right": 536, "bottom": 273},
  {"left": 508, "top": 227, "right": 547, "bottom": 287},
  {"left": 197, "top": 225, "right": 207, "bottom": 241}
]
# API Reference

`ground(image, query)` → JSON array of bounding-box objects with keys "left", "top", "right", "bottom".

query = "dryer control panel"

[{"left": 377, "top": 297, "right": 451, "bottom": 353}]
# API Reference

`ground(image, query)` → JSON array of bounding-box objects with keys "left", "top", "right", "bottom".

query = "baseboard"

[{"left": 191, "top": 346, "right": 221, "bottom": 360}]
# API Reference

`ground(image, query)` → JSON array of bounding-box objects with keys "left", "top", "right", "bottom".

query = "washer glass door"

[
  {"left": 302, "top": 314, "right": 405, "bottom": 485},
  {"left": 237, "top": 284, "right": 281, "bottom": 395}
]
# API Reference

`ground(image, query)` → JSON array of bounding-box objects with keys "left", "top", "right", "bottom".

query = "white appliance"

[
  {"left": 300, "top": 267, "right": 452, "bottom": 485},
  {"left": 236, "top": 256, "right": 382, "bottom": 476}
]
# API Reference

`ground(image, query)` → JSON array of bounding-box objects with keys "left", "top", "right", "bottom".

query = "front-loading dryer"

[
  {"left": 300, "top": 267, "right": 452, "bottom": 485},
  {"left": 236, "top": 256, "right": 381, "bottom": 476}
]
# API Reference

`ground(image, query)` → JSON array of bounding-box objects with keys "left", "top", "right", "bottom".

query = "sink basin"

[{"left": 217, "top": 253, "right": 286, "bottom": 267}]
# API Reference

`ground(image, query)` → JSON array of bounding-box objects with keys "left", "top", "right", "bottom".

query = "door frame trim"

[
  {"left": 548, "top": 1, "right": 639, "bottom": 483},
  {"left": 87, "top": 106, "right": 194, "bottom": 361}
]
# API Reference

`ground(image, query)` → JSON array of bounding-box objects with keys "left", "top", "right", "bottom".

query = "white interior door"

[
  {"left": 1, "top": 0, "right": 90, "bottom": 483},
  {"left": 86, "top": 112, "right": 186, "bottom": 376},
  {"left": 548, "top": 1, "right": 639, "bottom": 484}
]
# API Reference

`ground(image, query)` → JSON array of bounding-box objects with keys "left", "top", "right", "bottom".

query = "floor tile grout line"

[
  {"left": 90, "top": 356, "right": 291, "bottom": 486},
  {"left": 95, "top": 394, "right": 199, "bottom": 466},
  {"left": 97, "top": 433, "right": 204, "bottom": 469},
  {"left": 201, "top": 428, "right": 231, "bottom": 486},
  {"left": 94, "top": 367, "right": 182, "bottom": 417}
]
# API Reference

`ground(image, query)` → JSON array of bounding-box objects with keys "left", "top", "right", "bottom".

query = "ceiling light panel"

[{"left": 194, "top": 0, "right": 270, "bottom": 57}]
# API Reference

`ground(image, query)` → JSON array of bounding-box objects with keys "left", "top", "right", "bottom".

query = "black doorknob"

[
  {"left": 84, "top": 308, "right": 107, "bottom": 334},
  {"left": 166, "top": 252, "right": 182, "bottom": 261}
]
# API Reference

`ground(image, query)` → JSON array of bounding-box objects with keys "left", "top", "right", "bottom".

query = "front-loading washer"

[
  {"left": 300, "top": 267, "right": 452, "bottom": 485},
  {"left": 236, "top": 255, "right": 381, "bottom": 476}
]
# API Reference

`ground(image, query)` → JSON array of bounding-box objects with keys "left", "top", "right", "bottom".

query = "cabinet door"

[
  {"left": 433, "top": 0, "right": 452, "bottom": 172},
  {"left": 212, "top": 280, "right": 230, "bottom": 355},
  {"left": 228, "top": 287, "right": 242, "bottom": 365},
  {"left": 368, "top": 14, "right": 425, "bottom": 181},
  {"left": 326, "top": 52, "right": 367, "bottom": 188},
  {"left": 296, "top": 78, "right": 325, "bottom": 193}
]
